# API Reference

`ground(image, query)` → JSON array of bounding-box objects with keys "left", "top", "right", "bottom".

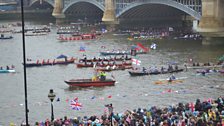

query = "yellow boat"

[
  {"left": 154, "top": 79, "right": 184, "bottom": 85},
  {"left": 154, "top": 77, "right": 187, "bottom": 85}
]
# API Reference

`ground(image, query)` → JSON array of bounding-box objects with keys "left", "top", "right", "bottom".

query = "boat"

[
  {"left": 219, "top": 69, "right": 224, "bottom": 73},
  {"left": 76, "top": 62, "right": 132, "bottom": 68},
  {"left": 0, "top": 34, "right": 13, "bottom": 39},
  {"left": 0, "top": 69, "right": 15, "bottom": 73},
  {"left": 78, "top": 56, "right": 132, "bottom": 63},
  {"left": 100, "top": 50, "right": 147, "bottom": 56},
  {"left": 187, "top": 64, "right": 222, "bottom": 69},
  {"left": 25, "top": 32, "right": 48, "bottom": 36},
  {"left": 100, "top": 43, "right": 149, "bottom": 56},
  {"left": 154, "top": 79, "right": 184, "bottom": 85},
  {"left": 64, "top": 79, "right": 116, "bottom": 87},
  {"left": 154, "top": 77, "right": 187, "bottom": 85},
  {"left": 57, "top": 34, "right": 96, "bottom": 41},
  {"left": 24, "top": 57, "right": 76, "bottom": 67},
  {"left": 128, "top": 69, "right": 184, "bottom": 76},
  {"left": 95, "top": 66, "right": 133, "bottom": 72}
]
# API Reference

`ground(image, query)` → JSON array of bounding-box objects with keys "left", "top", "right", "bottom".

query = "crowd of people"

[{"left": 15, "top": 96, "right": 224, "bottom": 126}]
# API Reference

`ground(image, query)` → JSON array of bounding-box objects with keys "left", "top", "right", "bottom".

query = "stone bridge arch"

[
  {"left": 29, "top": 0, "right": 54, "bottom": 7},
  {"left": 63, "top": 0, "right": 105, "bottom": 13},
  {"left": 116, "top": 0, "right": 201, "bottom": 20}
]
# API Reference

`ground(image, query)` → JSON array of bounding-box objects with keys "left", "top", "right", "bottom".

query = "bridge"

[
  {"left": 16, "top": 0, "right": 224, "bottom": 44},
  {"left": 28, "top": 0, "right": 202, "bottom": 20}
]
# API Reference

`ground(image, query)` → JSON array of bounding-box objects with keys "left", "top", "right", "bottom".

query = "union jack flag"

[{"left": 70, "top": 98, "right": 82, "bottom": 111}]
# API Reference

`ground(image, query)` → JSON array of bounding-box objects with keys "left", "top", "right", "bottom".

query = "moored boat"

[{"left": 64, "top": 79, "right": 116, "bottom": 87}]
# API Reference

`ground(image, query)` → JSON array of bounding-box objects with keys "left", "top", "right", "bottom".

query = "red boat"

[
  {"left": 64, "top": 79, "right": 116, "bottom": 87},
  {"left": 57, "top": 34, "right": 96, "bottom": 41}
]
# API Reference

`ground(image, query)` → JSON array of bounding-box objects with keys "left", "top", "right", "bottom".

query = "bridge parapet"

[
  {"left": 63, "top": 0, "right": 105, "bottom": 9},
  {"left": 116, "top": 0, "right": 201, "bottom": 13},
  {"left": 115, "top": 0, "right": 201, "bottom": 19}
]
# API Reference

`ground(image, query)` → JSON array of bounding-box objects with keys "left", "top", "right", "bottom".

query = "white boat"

[{"left": 0, "top": 69, "right": 16, "bottom": 73}]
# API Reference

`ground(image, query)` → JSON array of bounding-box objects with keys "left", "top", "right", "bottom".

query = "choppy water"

[{"left": 0, "top": 20, "right": 224, "bottom": 125}]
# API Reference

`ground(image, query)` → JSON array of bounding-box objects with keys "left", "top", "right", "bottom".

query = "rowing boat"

[
  {"left": 128, "top": 69, "right": 184, "bottom": 76},
  {"left": 154, "top": 77, "right": 187, "bottom": 85},
  {"left": 64, "top": 79, "right": 116, "bottom": 87},
  {"left": 0, "top": 69, "right": 15, "bottom": 73},
  {"left": 154, "top": 79, "right": 184, "bottom": 85}
]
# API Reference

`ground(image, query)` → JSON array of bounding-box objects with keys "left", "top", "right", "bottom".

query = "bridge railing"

[
  {"left": 63, "top": 0, "right": 105, "bottom": 8},
  {"left": 115, "top": 0, "right": 201, "bottom": 15}
]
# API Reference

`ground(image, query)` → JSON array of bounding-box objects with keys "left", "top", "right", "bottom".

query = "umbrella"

[{"left": 57, "top": 54, "right": 68, "bottom": 59}]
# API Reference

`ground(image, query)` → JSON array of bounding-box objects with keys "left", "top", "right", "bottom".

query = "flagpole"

[{"left": 20, "top": 0, "right": 29, "bottom": 125}]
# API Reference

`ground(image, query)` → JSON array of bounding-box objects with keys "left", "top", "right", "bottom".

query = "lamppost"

[{"left": 48, "top": 89, "right": 56, "bottom": 122}]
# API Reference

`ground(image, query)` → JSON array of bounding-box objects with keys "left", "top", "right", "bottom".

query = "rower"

[
  {"left": 100, "top": 71, "right": 106, "bottom": 81},
  {"left": 112, "top": 60, "right": 116, "bottom": 65},
  {"left": 196, "top": 62, "right": 200, "bottom": 66},
  {"left": 175, "top": 65, "right": 178, "bottom": 70},
  {"left": 125, "top": 54, "right": 128, "bottom": 60},
  {"left": 106, "top": 65, "right": 110, "bottom": 70},
  {"left": 184, "top": 63, "right": 188, "bottom": 71},
  {"left": 201, "top": 71, "right": 206, "bottom": 76},
  {"left": 112, "top": 64, "right": 116, "bottom": 69},
  {"left": 11, "top": 65, "right": 15, "bottom": 69},
  {"left": 168, "top": 75, "right": 176, "bottom": 83},
  {"left": 142, "top": 67, "right": 147, "bottom": 73},
  {"left": 91, "top": 61, "right": 94, "bottom": 66},
  {"left": 171, "top": 74, "right": 176, "bottom": 80},
  {"left": 161, "top": 66, "right": 164, "bottom": 73}
]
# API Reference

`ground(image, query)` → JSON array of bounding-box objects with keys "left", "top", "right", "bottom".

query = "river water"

[{"left": 0, "top": 20, "right": 224, "bottom": 125}]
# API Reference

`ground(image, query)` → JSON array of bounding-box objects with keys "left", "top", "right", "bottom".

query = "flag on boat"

[
  {"left": 150, "top": 43, "right": 157, "bottom": 50},
  {"left": 132, "top": 58, "right": 141, "bottom": 66},
  {"left": 70, "top": 98, "right": 82, "bottom": 110},
  {"left": 168, "top": 27, "right": 174, "bottom": 32},
  {"left": 136, "top": 42, "right": 149, "bottom": 52},
  {"left": 79, "top": 45, "right": 86, "bottom": 52}
]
